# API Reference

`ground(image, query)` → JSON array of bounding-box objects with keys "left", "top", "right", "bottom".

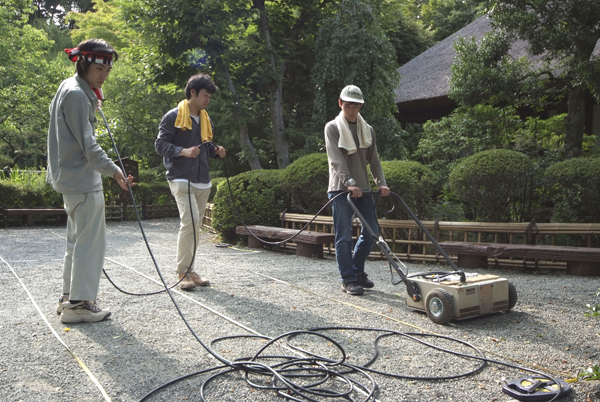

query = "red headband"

[{"left": 64, "top": 48, "right": 114, "bottom": 66}]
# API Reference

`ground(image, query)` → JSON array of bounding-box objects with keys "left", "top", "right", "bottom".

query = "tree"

[
  {"left": 115, "top": 0, "right": 265, "bottom": 170},
  {"left": 312, "top": 0, "right": 405, "bottom": 160},
  {"left": 450, "top": 30, "right": 552, "bottom": 109},
  {"left": 421, "top": 0, "right": 490, "bottom": 42},
  {"left": 380, "top": 0, "right": 434, "bottom": 66},
  {"left": 31, "top": 0, "right": 95, "bottom": 25},
  {"left": 235, "top": 0, "right": 335, "bottom": 168},
  {"left": 118, "top": 0, "right": 336, "bottom": 170},
  {"left": 489, "top": 0, "right": 600, "bottom": 159},
  {"left": 0, "top": 0, "right": 71, "bottom": 169}
]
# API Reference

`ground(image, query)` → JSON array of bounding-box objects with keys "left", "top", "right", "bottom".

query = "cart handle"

[{"left": 346, "top": 190, "right": 464, "bottom": 280}]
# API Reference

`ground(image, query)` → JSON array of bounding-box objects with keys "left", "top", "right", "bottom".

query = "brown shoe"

[
  {"left": 189, "top": 272, "right": 210, "bottom": 286},
  {"left": 178, "top": 273, "right": 196, "bottom": 290}
]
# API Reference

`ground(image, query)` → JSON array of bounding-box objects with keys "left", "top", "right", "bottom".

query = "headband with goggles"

[{"left": 64, "top": 48, "right": 114, "bottom": 66}]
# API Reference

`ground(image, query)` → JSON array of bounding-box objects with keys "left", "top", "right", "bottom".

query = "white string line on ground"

[{"left": 0, "top": 254, "right": 112, "bottom": 402}]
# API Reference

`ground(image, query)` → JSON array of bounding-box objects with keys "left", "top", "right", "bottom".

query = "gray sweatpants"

[{"left": 61, "top": 191, "right": 106, "bottom": 301}]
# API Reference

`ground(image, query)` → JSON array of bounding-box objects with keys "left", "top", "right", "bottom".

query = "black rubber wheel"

[
  {"left": 425, "top": 288, "right": 454, "bottom": 325},
  {"left": 508, "top": 281, "right": 518, "bottom": 310}
]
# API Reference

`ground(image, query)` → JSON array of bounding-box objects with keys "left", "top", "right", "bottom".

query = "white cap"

[{"left": 340, "top": 85, "right": 364, "bottom": 103}]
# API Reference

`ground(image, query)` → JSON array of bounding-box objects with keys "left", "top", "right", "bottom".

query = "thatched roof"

[{"left": 394, "top": 15, "right": 600, "bottom": 124}]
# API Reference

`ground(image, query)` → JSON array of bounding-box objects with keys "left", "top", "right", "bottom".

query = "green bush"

[
  {"left": 209, "top": 177, "right": 226, "bottom": 202},
  {"left": 0, "top": 180, "right": 24, "bottom": 207},
  {"left": 211, "top": 169, "right": 288, "bottom": 243},
  {"left": 0, "top": 169, "right": 63, "bottom": 207},
  {"left": 282, "top": 153, "right": 330, "bottom": 214},
  {"left": 378, "top": 160, "right": 436, "bottom": 220},
  {"left": 546, "top": 157, "right": 600, "bottom": 223},
  {"left": 103, "top": 170, "right": 227, "bottom": 208},
  {"left": 449, "top": 149, "right": 534, "bottom": 222},
  {"left": 415, "top": 105, "right": 521, "bottom": 180},
  {"left": 132, "top": 181, "right": 171, "bottom": 205}
]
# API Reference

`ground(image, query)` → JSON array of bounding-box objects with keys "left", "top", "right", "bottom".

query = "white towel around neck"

[{"left": 334, "top": 111, "right": 372, "bottom": 155}]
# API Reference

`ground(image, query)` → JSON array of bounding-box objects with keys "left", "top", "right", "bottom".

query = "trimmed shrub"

[
  {"left": 0, "top": 170, "right": 63, "bottom": 207},
  {"left": 546, "top": 157, "right": 600, "bottom": 223},
  {"left": 0, "top": 180, "right": 24, "bottom": 207},
  {"left": 209, "top": 177, "right": 226, "bottom": 202},
  {"left": 211, "top": 170, "right": 288, "bottom": 243},
  {"left": 132, "top": 181, "right": 171, "bottom": 205},
  {"left": 378, "top": 160, "right": 436, "bottom": 220},
  {"left": 449, "top": 149, "right": 534, "bottom": 222},
  {"left": 103, "top": 170, "right": 226, "bottom": 208},
  {"left": 283, "top": 153, "right": 330, "bottom": 214}
]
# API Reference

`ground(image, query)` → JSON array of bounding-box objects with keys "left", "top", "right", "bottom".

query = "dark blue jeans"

[{"left": 328, "top": 191, "right": 378, "bottom": 283}]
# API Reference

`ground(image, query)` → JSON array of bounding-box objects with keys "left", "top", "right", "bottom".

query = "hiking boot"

[
  {"left": 60, "top": 301, "right": 111, "bottom": 324},
  {"left": 189, "top": 272, "right": 210, "bottom": 286},
  {"left": 178, "top": 273, "right": 196, "bottom": 290},
  {"left": 341, "top": 281, "right": 364, "bottom": 296},
  {"left": 357, "top": 272, "right": 374, "bottom": 289},
  {"left": 56, "top": 294, "right": 69, "bottom": 315}
]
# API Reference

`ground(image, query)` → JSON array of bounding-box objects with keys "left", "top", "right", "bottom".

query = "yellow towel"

[{"left": 174, "top": 99, "right": 213, "bottom": 142}]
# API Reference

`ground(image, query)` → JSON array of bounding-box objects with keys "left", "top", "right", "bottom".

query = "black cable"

[
  {"left": 98, "top": 107, "right": 206, "bottom": 296},
  {"left": 97, "top": 109, "right": 566, "bottom": 402}
]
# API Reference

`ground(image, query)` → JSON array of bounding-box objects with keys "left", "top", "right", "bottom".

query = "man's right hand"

[
  {"left": 179, "top": 146, "right": 201, "bottom": 158},
  {"left": 348, "top": 186, "right": 362, "bottom": 198}
]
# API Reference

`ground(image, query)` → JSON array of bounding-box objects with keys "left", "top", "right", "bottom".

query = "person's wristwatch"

[{"left": 346, "top": 178, "right": 356, "bottom": 187}]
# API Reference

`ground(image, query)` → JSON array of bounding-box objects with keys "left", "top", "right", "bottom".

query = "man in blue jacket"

[{"left": 155, "top": 74, "right": 226, "bottom": 290}]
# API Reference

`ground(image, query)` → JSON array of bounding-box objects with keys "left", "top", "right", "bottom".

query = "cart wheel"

[
  {"left": 508, "top": 282, "right": 518, "bottom": 310},
  {"left": 425, "top": 288, "right": 454, "bottom": 325}
]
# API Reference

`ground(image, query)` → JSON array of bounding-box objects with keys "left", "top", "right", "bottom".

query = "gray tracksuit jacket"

[
  {"left": 46, "top": 74, "right": 119, "bottom": 194},
  {"left": 324, "top": 120, "right": 387, "bottom": 192}
]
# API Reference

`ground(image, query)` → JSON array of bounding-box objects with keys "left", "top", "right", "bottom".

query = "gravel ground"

[{"left": 1, "top": 217, "right": 600, "bottom": 402}]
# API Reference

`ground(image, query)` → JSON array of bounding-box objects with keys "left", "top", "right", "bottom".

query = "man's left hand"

[
  {"left": 216, "top": 146, "right": 226, "bottom": 158},
  {"left": 379, "top": 186, "right": 390, "bottom": 197},
  {"left": 115, "top": 171, "right": 135, "bottom": 191}
]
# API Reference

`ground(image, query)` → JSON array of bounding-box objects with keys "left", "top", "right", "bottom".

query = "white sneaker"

[
  {"left": 60, "top": 301, "right": 111, "bottom": 323},
  {"left": 56, "top": 294, "right": 69, "bottom": 315}
]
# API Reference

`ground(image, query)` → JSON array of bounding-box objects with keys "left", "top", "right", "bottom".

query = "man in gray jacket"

[
  {"left": 325, "top": 85, "right": 390, "bottom": 296},
  {"left": 155, "top": 74, "right": 226, "bottom": 290},
  {"left": 48, "top": 39, "right": 132, "bottom": 323}
]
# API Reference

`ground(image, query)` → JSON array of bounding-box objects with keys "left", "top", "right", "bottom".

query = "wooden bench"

[
  {"left": 3, "top": 208, "right": 67, "bottom": 226},
  {"left": 439, "top": 241, "right": 600, "bottom": 276},
  {"left": 236, "top": 225, "right": 335, "bottom": 259}
]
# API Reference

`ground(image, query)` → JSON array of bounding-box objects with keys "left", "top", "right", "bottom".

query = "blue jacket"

[{"left": 155, "top": 107, "right": 219, "bottom": 183}]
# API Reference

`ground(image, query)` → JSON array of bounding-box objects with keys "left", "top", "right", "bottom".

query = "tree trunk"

[
  {"left": 268, "top": 80, "right": 290, "bottom": 169},
  {"left": 564, "top": 84, "right": 585, "bottom": 159},
  {"left": 253, "top": 0, "right": 290, "bottom": 169},
  {"left": 216, "top": 58, "right": 262, "bottom": 170}
]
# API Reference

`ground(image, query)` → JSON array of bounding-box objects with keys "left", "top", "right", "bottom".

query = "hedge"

[
  {"left": 546, "top": 157, "right": 600, "bottom": 223},
  {"left": 211, "top": 169, "right": 288, "bottom": 243},
  {"left": 449, "top": 149, "right": 534, "bottom": 222}
]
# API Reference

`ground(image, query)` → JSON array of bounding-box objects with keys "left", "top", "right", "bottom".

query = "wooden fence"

[
  {"left": 2, "top": 202, "right": 215, "bottom": 231},
  {"left": 107, "top": 202, "right": 216, "bottom": 231},
  {"left": 5, "top": 201, "right": 599, "bottom": 271},
  {"left": 278, "top": 212, "right": 600, "bottom": 271}
]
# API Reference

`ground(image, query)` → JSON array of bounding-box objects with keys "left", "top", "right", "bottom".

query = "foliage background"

[{"left": 1, "top": 0, "right": 599, "bottom": 233}]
